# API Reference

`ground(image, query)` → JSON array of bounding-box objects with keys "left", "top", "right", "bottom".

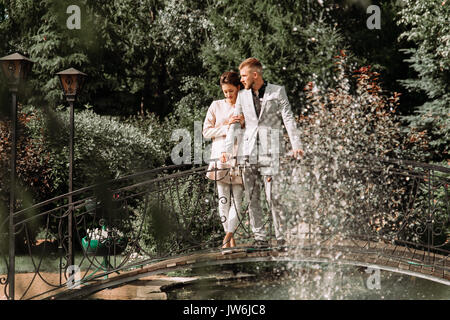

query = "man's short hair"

[{"left": 239, "top": 57, "right": 263, "bottom": 74}]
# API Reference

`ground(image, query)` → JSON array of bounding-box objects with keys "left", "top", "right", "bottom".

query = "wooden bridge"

[{"left": 1, "top": 158, "right": 449, "bottom": 299}]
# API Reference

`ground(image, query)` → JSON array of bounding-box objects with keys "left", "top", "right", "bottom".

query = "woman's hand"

[
  {"left": 228, "top": 114, "right": 245, "bottom": 128},
  {"left": 220, "top": 152, "right": 230, "bottom": 163},
  {"left": 292, "top": 149, "right": 304, "bottom": 159}
]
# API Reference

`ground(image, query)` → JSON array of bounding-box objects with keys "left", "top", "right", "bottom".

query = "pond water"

[{"left": 166, "top": 262, "right": 450, "bottom": 300}]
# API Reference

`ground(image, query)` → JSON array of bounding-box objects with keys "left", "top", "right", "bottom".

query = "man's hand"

[{"left": 292, "top": 149, "right": 304, "bottom": 159}]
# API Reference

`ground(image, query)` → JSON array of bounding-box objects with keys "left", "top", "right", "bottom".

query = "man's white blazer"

[{"left": 225, "top": 83, "right": 301, "bottom": 174}]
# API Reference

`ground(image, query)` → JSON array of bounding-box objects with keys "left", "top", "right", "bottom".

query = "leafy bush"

[
  {"left": 0, "top": 108, "right": 53, "bottom": 252},
  {"left": 123, "top": 111, "right": 178, "bottom": 165},
  {"left": 130, "top": 173, "right": 223, "bottom": 257},
  {"left": 24, "top": 106, "right": 166, "bottom": 195},
  {"left": 401, "top": 103, "right": 449, "bottom": 164},
  {"left": 278, "top": 51, "right": 430, "bottom": 242},
  {"left": 0, "top": 109, "right": 53, "bottom": 208},
  {"left": 298, "top": 51, "right": 429, "bottom": 162}
]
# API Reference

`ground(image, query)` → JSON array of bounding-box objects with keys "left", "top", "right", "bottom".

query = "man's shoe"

[
  {"left": 276, "top": 239, "right": 288, "bottom": 252},
  {"left": 252, "top": 240, "right": 270, "bottom": 248}
]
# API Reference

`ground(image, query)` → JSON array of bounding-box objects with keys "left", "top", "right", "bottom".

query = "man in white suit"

[{"left": 223, "top": 57, "right": 304, "bottom": 247}]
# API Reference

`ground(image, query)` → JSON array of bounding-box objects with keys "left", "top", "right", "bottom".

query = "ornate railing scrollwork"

[{"left": 0, "top": 158, "right": 448, "bottom": 299}]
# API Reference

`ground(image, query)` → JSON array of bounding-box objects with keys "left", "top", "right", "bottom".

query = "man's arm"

[{"left": 279, "top": 86, "right": 303, "bottom": 157}]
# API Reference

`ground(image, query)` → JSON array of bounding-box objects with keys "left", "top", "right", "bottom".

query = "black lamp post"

[
  {"left": 56, "top": 68, "right": 86, "bottom": 271},
  {"left": 0, "top": 52, "right": 34, "bottom": 300}
]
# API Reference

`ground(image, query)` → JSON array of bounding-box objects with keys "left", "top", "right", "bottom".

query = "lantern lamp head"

[
  {"left": 56, "top": 68, "right": 87, "bottom": 102},
  {"left": 0, "top": 53, "right": 34, "bottom": 92}
]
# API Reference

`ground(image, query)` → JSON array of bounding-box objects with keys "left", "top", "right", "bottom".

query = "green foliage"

[
  {"left": 397, "top": 0, "right": 450, "bottom": 163},
  {"left": 401, "top": 102, "right": 449, "bottom": 162},
  {"left": 299, "top": 51, "right": 429, "bottom": 163},
  {"left": 24, "top": 105, "right": 165, "bottom": 195},
  {"left": 1, "top": 0, "right": 209, "bottom": 116},
  {"left": 329, "top": 0, "right": 415, "bottom": 112},
  {"left": 169, "top": 0, "right": 345, "bottom": 136},
  {"left": 0, "top": 109, "right": 53, "bottom": 207},
  {"left": 27, "top": 1, "right": 91, "bottom": 104},
  {"left": 123, "top": 111, "right": 177, "bottom": 164},
  {"left": 288, "top": 52, "right": 430, "bottom": 239},
  {"left": 0, "top": 108, "right": 54, "bottom": 251},
  {"left": 133, "top": 176, "right": 222, "bottom": 256}
]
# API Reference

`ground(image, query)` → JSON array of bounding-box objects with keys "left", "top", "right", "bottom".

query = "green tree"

[
  {"left": 329, "top": 0, "right": 424, "bottom": 115},
  {"left": 174, "top": 0, "right": 345, "bottom": 129},
  {"left": 397, "top": 0, "right": 450, "bottom": 163},
  {"left": 1, "top": 0, "right": 208, "bottom": 117}
]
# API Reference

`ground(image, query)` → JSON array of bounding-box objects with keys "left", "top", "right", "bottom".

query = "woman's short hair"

[{"left": 220, "top": 71, "right": 242, "bottom": 89}]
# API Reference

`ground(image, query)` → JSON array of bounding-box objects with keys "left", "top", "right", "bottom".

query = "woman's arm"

[{"left": 202, "top": 101, "right": 228, "bottom": 139}]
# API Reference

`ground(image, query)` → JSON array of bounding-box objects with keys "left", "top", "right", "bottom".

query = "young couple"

[{"left": 202, "top": 57, "right": 304, "bottom": 251}]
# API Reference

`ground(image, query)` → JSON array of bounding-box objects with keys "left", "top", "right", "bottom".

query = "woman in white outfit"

[{"left": 202, "top": 71, "right": 245, "bottom": 249}]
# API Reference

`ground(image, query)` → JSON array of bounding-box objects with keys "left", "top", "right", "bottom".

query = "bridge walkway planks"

[{"left": 49, "top": 239, "right": 449, "bottom": 300}]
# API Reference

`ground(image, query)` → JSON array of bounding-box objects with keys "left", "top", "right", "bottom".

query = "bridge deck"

[{"left": 49, "top": 239, "right": 449, "bottom": 300}]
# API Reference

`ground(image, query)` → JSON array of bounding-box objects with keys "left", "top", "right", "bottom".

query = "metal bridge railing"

[{"left": 0, "top": 156, "right": 448, "bottom": 299}]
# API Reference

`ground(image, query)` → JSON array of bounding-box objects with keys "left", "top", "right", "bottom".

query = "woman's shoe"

[{"left": 221, "top": 247, "right": 234, "bottom": 255}]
